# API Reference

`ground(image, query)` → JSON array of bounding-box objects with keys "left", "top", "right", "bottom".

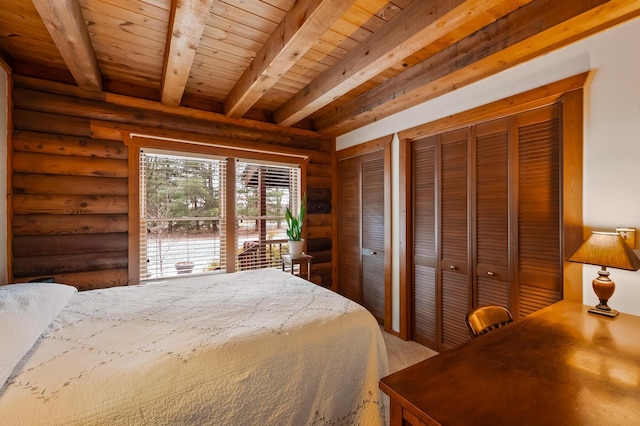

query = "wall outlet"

[{"left": 616, "top": 227, "right": 636, "bottom": 249}]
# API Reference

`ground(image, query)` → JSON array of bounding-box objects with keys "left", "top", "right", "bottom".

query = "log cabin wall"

[{"left": 10, "top": 76, "right": 333, "bottom": 290}]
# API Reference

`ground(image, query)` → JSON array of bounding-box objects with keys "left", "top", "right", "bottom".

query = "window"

[
  {"left": 236, "top": 159, "right": 300, "bottom": 270},
  {"left": 140, "top": 150, "right": 226, "bottom": 280},
  {"left": 139, "top": 149, "right": 302, "bottom": 280}
]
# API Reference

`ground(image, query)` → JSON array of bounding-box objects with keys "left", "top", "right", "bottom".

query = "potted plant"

[{"left": 286, "top": 193, "right": 306, "bottom": 255}]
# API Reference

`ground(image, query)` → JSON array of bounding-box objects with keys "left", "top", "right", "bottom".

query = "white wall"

[
  {"left": 0, "top": 66, "right": 7, "bottom": 285},
  {"left": 336, "top": 17, "right": 640, "bottom": 328}
]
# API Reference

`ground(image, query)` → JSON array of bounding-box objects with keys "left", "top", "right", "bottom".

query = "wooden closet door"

[
  {"left": 337, "top": 156, "right": 362, "bottom": 303},
  {"left": 474, "top": 118, "right": 510, "bottom": 309},
  {"left": 408, "top": 102, "right": 568, "bottom": 350},
  {"left": 412, "top": 136, "right": 438, "bottom": 348},
  {"left": 337, "top": 151, "right": 386, "bottom": 324},
  {"left": 440, "top": 129, "right": 470, "bottom": 350},
  {"left": 361, "top": 151, "right": 385, "bottom": 323},
  {"left": 515, "top": 104, "right": 562, "bottom": 316}
]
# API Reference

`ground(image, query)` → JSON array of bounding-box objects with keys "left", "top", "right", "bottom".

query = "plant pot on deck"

[{"left": 175, "top": 261, "right": 195, "bottom": 274}]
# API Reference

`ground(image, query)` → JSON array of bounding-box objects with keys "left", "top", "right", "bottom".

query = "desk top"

[{"left": 380, "top": 301, "right": 640, "bottom": 425}]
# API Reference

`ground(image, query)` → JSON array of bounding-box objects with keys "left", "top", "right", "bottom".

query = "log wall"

[{"left": 11, "top": 77, "right": 333, "bottom": 290}]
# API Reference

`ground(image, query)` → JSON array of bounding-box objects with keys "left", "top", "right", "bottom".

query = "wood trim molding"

[
  {"left": 561, "top": 88, "right": 584, "bottom": 302},
  {"left": 398, "top": 72, "right": 590, "bottom": 141},
  {"left": 335, "top": 134, "right": 393, "bottom": 161},
  {"left": 4, "top": 63, "right": 13, "bottom": 283},
  {"left": 330, "top": 137, "right": 339, "bottom": 292},
  {"left": 98, "top": 121, "right": 316, "bottom": 164},
  {"left": 467, "top": 126, "right": 478, "bottom": 310},
  {"left": 507, "top": 116, "right": 519, "bottom": 314},
  {"left": 384, "top": 142, "right": 392, "bottom": 332},
  {"left": 225, "top": 158, "right": 237, "bottom": 274},
  {"left": 0, "top": 57, "right": 11, "bottom": 73},
  {"left": 398, "top": 136, "right": 410, "bottom": 340},
  {"left": 125, "top": 136, "right": 140, "bottom": 286},
  {"left": 300, "top": 160, "right": 309, "bottom": 258}
]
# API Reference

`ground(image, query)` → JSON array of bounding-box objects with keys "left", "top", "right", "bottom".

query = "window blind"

[
  {"left": 235, "top": 160, "right": 301, "bottom": 271},
  {"left": 140, "top": 151, "right": 227, "bottom": 280}
]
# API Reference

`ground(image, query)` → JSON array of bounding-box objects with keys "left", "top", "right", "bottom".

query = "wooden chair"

[{"left": 466, "top": 305, "right": 513, "bottom": 338}]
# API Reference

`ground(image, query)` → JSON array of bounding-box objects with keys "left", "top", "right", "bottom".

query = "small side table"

[{"left": 282, "top": 253, "right": 313, "bottom": 281}]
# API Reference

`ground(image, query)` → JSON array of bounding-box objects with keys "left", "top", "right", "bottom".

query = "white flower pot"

[
  {"left": 175, "top": 261, "right": 194, "bottom": 274},
  {"left": 289, "top": 239, "right": 304, "bottom": 255}
]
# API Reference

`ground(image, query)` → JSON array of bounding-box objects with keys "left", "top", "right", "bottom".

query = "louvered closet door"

[
  {"left": 515, "top": 104, "right": 562, "bottom": 316},
  {"left": 440, "top": 129, "right": 470, "bottom": 350},
  {"left": 361, "top": 151, "right": 385, "bottom": 323},
  {"left": 412, "top": 137, "right": 438, "bottom": 349},
  {"left": 337, "top": 156, "right": 362, "bottom": 303},
  {"left": 474, "top": 119, "right": 510, "bottom": 309}
]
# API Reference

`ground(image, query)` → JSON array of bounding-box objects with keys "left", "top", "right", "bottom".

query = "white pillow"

[{"left": 0, "top": 282, "right": 77, "bottom": 387}]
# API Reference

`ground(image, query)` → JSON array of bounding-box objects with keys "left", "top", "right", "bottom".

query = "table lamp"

[{"left": 568, "top": 231, "right": 640, "bottom": 318}]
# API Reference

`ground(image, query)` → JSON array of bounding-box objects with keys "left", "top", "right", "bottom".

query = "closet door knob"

[
  {"left": 449, "top": 265, "right": 457, "bottom": 270},
  {"left": 487, "top": 271, "right": 495, "bottom": 276}
]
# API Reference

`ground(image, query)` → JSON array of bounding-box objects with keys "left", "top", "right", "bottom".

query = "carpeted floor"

[
  {"left": 379, "top": 329, "right": 437, "bottom": 423},
  {"left": 381, "top": 327, "right": 438, "bottom": 374}
]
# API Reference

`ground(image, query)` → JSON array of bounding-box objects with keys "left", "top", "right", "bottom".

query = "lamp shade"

[{"left": 568, "top": 231, "right": 640, "bottom": 271}]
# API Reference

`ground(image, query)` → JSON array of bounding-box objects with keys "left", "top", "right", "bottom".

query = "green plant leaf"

[{"left": 285, "top": 193, "right": 305, "bottom": 241}]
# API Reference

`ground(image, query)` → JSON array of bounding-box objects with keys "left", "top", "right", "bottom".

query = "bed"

[{"left": 0, "top": 269, "right": 388, "bottom": 425}]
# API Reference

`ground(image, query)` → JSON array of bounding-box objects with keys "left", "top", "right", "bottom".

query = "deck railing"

[{"left": 141, "top": 217, "right": 291, "bottom": 279}]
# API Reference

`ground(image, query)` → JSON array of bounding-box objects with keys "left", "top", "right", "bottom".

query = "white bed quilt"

[{"left": 0, "top": 269, "right": 388, "bottom": 425}]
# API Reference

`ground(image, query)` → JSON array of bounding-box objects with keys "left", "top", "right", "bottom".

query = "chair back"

[{"left": 466, "top": 305, "right": 513, "bottom": 338}]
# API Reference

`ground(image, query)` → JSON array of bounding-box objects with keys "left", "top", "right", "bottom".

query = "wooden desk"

[
  {"left": 380, "top": 300, "right": 640, "bottom": 425},
  {"left": 281, "top": 253, "right": 312, "bottom": 281}
]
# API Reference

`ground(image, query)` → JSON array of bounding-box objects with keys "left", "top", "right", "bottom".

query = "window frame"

[{"left": 124, "top": 132, "right": 308, "bottom": 285}]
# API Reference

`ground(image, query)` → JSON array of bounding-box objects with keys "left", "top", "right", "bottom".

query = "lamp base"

[
  {"left": 589, "top": 270, "right": 619, "bottom": 318},
  {"left": 588, "top": 306, "right": 619, "bottom": 318}
]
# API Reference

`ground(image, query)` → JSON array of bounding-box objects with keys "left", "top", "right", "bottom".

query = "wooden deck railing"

[{"left": 238, "top": 238, "right": 289, "bottom": 270}]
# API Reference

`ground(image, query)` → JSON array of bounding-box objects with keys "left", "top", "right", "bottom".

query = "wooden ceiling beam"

[
  {"left": 315, "top": 0, "right": 640, "bottom": 135},
  {"left": 223, "top": 0, "right": 357, "bottom": 118},
  {"left": 32, "top": 0, "right": 102, "bottom": 92},
  {"left": 273, "top": 0, "right": 532, "bottom": 127},
  {"left": 160, "top": 0, "right": 214, "bottom": 107}
]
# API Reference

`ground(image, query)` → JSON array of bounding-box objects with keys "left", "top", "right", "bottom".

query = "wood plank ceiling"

[{"left": 1, "top": 0, "right": 639, "bottom": 137}]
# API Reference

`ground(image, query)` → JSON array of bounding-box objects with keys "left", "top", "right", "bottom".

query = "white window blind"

[
  {"left": 235, "top": 160, "right": 301, "bottom": 271},
  {"left": 140, "top": 151, "right": 227, "bottom": 280}
]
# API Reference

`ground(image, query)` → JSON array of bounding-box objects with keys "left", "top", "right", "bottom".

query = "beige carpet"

[{"left": 381, "top": 327, "right": 438, "bottom": 374}]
